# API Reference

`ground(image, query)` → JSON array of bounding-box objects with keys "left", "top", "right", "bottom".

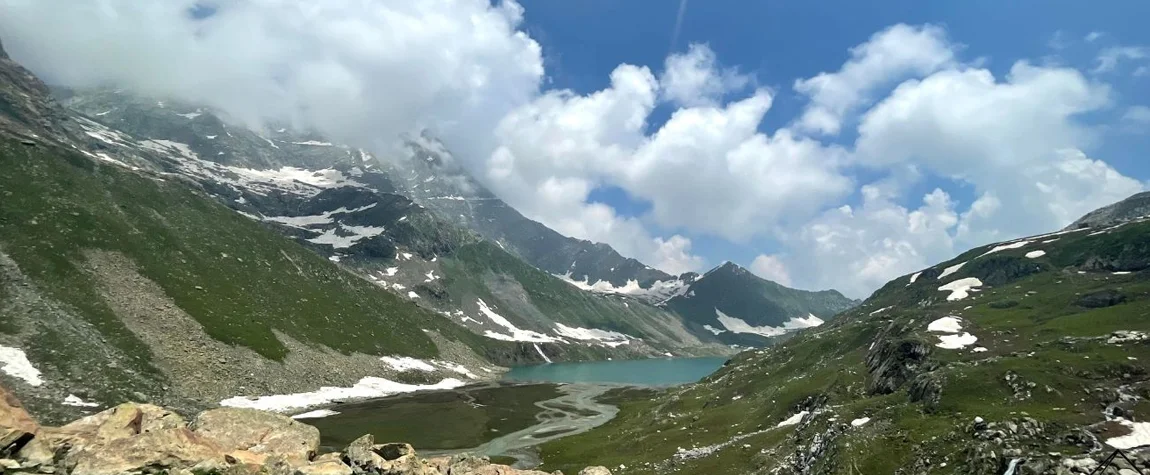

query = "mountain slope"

[
  {"left": 57, "top": 88, "right": 727, "bottom": 359},
  {"left": 541, "top": 203, "right": 1150, "bottom": 474},
  {"left": 370, "top": 135, "right": 675, "bottom": 288},
  {"left": 1067, "top": 191, "right": 1150, "bottom": 231},
  {"left": 0, "top": 45, "right": 529, "bottom": 423},
  {"left": 665, "top": 262, "right": 858, "bottom": 346}
]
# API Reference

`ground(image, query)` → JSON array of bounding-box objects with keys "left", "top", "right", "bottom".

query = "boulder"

[
  {"left": 579, "top": 467, "right": 612, "bottom": 475},
  {"left": 1076, "top": 289, "right": 1127, "bottom": 308},
  {"left": 191, "top": 407, "right": 320, "bottom": 465},
  {"left": 0, "top": 385, "right": 38, "bottom": 455},
  {"left": 297, "top": 459, "right": 355, "bottom": 475},
  {"left": 61, "top": 402, "right": 186, "bottom": 440},
  {"left": 375, "top": 442, "right": 415, "bottom": 461},
  {"left": 68, "top": 427, "right": 224, "bottom": 475},
  {"left": 342, "top": 434, "right": 385, "bottom": 475}
]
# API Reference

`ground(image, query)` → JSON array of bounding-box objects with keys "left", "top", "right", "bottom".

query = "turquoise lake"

[{"left": 502, "top": 356, "right": 728, "bottom": 386}]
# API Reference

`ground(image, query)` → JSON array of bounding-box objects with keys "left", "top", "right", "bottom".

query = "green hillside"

[{"left": 541, "top": 220, "right": 1150, "bottom": 474}]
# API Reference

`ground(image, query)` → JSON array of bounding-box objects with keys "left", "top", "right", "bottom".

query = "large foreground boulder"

[
  {"left": 0, "top": 385, "right": 38, "bottom": 455},
  {"left": 191, "top": 407, "right": 321, "bottom": 465},
  {"left": 69, "top": 427, "right": 224, "bottom": 475}
]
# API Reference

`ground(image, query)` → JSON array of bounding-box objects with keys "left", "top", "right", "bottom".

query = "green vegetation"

[
  {"left": 539, "top": 222, "right": 1150, "bottom": 474},
  {"left": 0, "top": 138, "right": 507, "bottom": 367}
]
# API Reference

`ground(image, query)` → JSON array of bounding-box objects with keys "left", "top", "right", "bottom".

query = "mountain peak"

[
  {"left": 1066, "top": 191, "right": 1150, "bottom": 231},
  {"left": 0, "top": 37, "right": 8, "bottom": 60}
]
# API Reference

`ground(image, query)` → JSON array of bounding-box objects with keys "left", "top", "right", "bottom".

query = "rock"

[
  {"left": 579, "top": 467, "right": 613, "bottom": 475},
  {"left": 296, "top": 459, "right": 355, "bottom": 475},
  {"left": 1076, "top": 289, "right": 1127, "bottom": 308},
  {"left": 61, "top": 402, "right": 186, "bottom": 440},
  {"left": 0, "top": 385, "right": 38, "bottom": 456},
  {"left": 374, "top": 442, "right": 414, "bottom": 461},
  {"left": 226, "top": 449, "right": 269, "bottom": 466},
  {"left": 68, "top": 427, "right": 224, "bottom": 475},
  {"left": 263, "top": 455, "right": 297, "bottom": 475},
  {"left": 343, "top": 434, "right": 385, "bottom": 475},
  {"left": 191, "top": 407, "right": 320, "bottom": 465},
  {"left": 0, "top": 458, "right": 20, "bottom": 469}
]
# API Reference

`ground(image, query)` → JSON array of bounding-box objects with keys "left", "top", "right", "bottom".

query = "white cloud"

[
  {"left": 793, "top": 23, "right": 957, "bottom": 135},
  {"left": 750, "top": 254, "right": 792, "bottom": 286},
  {"left": 1124, "top": 105, "right": 1150, "bottom": 127},
  {"left": 1094, "top": 46, "right": 1149, "bottom": 74},
  {"left": 774, "top": 187, "right": 959, "bottom": 297},
  {"left": 1085, "top": 31, "right": 1104, "bottom": 43},
  {"left": 660, "top": 43, "right": 749, "bottom": 107},
  {"left": 773, "top": 57, "right": 1142, "bottom": 297},
  {"left": 0, "top": 0, "right": 543, "bottom": 153}
]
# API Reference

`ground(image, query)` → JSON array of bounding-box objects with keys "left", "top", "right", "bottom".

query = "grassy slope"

[
  {"left": 0, "top": 138, "right": 506, "bottom": 375},
  {"left": 541, "top": 224, "right": 1150, "bottom": 474}
]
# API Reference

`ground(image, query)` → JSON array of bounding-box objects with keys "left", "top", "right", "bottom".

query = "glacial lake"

[
  {"left": 502, "top": 356, "right": 729, "bottom": 386},
  {"left": 309, "top": 357, "right": 729, "bottom": 467}
]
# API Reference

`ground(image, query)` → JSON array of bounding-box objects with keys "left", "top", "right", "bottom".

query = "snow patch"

[
  {"left": 937, "top": 333, "right": 978, "bottom": 350},
  {"left": 777, "top": 411, "right": 809, "bottom": 427},
  {"left": 534, "top": 344, "right": 552, "bottom": 363},
  {"left": 715, "top": 309, "right": 823, "bottom": 339},
  {"left": 380, "top": 356, "right": 436, "bottom": 372},
  {"left": 385, "top": 267, "right": 399, "bottom": 276},
  {"left": 850, "top": 417, "right": 871, "bottom": 427},
  {"left": 927, "top": 316, "right": 963, "bottom": 334},
  {"left": 407, "top": 291, "right": 419, "bottom": 299},
  {"left": 1025, "top": 250, "right": 1046, "bottom": 259},
  {"left": 63, "top": 394, "right": 99, "bottom": 407},
  {"left": 938, "top": 262, "right": 966, "bottom": 280},
  {"left": 703, "top": 325, "right": 726, "bottom": 335},
  {"left": 1106, "top": 419, "right": 1150, "bottom": 449},
  {"left": 291, "top": 409, "right": 340, "bottom": 419},
  {"left": 908, "top": 272, "right": 922, "bottom": 285},
  {"left": 220, "top": 377, "right": 466, "bottom": 412},
  {"left": 291, "top": 141, "right": 334, "bottom": 146},
  {"left": 979, "top": 240, "right": 1031, "bottom": 257},
  {"left": 553, "top": 323, "right": 632, "bottom": 347},
  {"left": 0, "top": 346, "right": 43, "bottom": 386},
  {"left": 938, "top": 277, "right": 983, "bottom": 301},
  {"left": 477, "top": 299, "right": 560, "bottom": 343}
]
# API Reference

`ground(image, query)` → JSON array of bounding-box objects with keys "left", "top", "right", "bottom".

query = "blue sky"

[{"left": 517, "top": 0, "right": 1150, "bottom": 283}]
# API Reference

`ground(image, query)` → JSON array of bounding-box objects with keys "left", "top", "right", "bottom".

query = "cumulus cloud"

[
  {"left": 660, "top": 43, "right": 749, "bottom": 107},
  {"left": 750, "top": 255, "right": 792, "bottom": 286},
  {"left": 793, "top": 23, "right": 957, "bottom": 135},
  {"left": 0, "top": 0, "right": 543, "bottom": 153}
]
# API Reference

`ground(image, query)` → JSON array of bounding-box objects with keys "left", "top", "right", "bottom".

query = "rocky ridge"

[{"left": 0, "top": 384, "right": 613, "bottom": 475}]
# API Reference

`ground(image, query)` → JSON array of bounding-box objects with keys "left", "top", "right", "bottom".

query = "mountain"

[
  {"left": 664, "top": 262, "right": 858, "bottom": 346},
  {"left": 1066, "top": 191, "right": 1150, "bottom": 230},
  {"left": 58, "top": 87, "right": 852, "bottom": 354},
  {"left": 55, "top": 89, "right": 725, "bottom": 362},
  {"left": 365, "top": 134, "right": 675, "bottom": 289},
  {"left": 0, "top": 47, "right": 542, "bottom": 425},
  {"left": 539, "top": 199, "right": 1150, "bottom": 474}
]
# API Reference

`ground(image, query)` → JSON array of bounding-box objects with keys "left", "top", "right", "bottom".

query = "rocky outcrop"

[
  {"left": 865, "top": 324, "right": 934, "bottom": 395},
  {"left": 1076, "top": 289, "right": 1127, "bottom": 308},
  {"left": 0, "top": 385, "right": 38, "bottom": 456},
  {"left": 0, "top": 384, "right": 610, "bottom": 475},
  {"left": 190, "top": 407, "right": 320, "bottom": 465}
]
